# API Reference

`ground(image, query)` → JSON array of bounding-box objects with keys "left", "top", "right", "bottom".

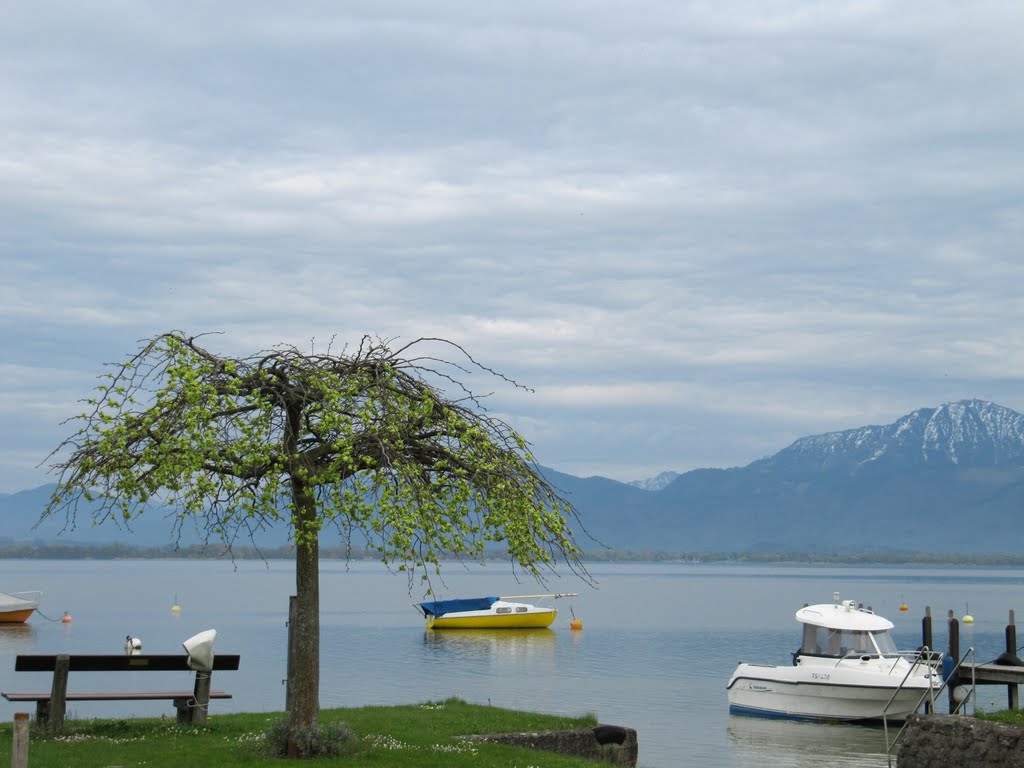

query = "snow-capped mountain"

[
  {"left": 629, "top": 471, "right": 681, "bottom": 491},
  {"left": 757, "top": 399, "right": 1024, "bottom": 474}
]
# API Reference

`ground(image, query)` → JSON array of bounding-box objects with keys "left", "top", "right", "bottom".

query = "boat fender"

[{"left": 941, "top": 653, "right": 954, "bottom": 681}]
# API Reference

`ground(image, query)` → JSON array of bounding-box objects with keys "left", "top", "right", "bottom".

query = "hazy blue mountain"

[
  {"left": 0, "top": 484, "right": 287, "bottom": 549},
  {"left": 5, "top": 400, "right": 1024, "bottom": 555}
]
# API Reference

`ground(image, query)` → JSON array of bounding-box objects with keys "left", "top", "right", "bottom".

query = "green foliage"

[{"left": 43, "top": 332, "right": 586, "bottom": 584}]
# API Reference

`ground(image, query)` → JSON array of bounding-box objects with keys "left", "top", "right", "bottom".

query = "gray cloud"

[{"left": 2, "top": 1, "right": 1023, "bottom": 491}]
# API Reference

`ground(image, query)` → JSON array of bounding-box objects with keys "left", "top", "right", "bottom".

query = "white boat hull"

[{"left": 727, "top": 661, "right": 939, "bottom": 723}]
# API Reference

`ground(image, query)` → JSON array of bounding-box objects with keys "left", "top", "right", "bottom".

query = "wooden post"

[
  {"left": 1007, "top": 609, "right": 1018, "bottom": 710},
  {"left": 190, "top": 669, "right": 212, "bottom": 725},
  {"left": 285, "top": 595, "right": 297, "bottom": 712},
  {"left": 49, "top": 654, "right": 70, "bottom": 732},
  {"left": 923, "top": 606, "right": 933, "bottom": 714},
  {"left": 947, "top": 611, "right": 960, "bottom": 714},
  {"left": 922, "top": 606, "right": 933, "bottom": 651},
  {"left": 12, "top": 712, "right": 29, "bottom": 768}
]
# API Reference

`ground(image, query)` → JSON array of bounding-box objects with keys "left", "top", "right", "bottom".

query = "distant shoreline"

[{"left": 1, "top": 542, "right": 1022, "bottom": 566}]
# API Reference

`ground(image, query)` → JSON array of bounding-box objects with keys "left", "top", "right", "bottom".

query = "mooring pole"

[
  {"left": 12, "top": 712, "right": 29, "bottom": 768},
  {"left": 923, "top": 606, "right": 933, "bottom": 714},
  {"left": 947, "top": 610, "right": 960, "bottom": 714},
  {"left": 285, "top": 595, "right": 297, "bottom": 712},
  {"left": 1007, "top": 609, "right": 1018, "bottom": 710}
]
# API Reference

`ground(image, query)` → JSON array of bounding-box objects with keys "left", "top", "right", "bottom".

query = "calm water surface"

[{"left": 1, "top": 559, "right": 1022, "bottom": 768}]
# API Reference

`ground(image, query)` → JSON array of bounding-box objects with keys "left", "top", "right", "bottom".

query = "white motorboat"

[{"left": 726, "top": 594, "right": 941, "bottom": 723}]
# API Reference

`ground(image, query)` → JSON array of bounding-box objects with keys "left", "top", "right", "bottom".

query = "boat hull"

[
  {"left": 0, "top": 592, "right": 40, "bottom": 624},
  {"left": 427, "top": 609, "right": 557, "bottom": 630},
  {"left": 0, "top": 608, "right": 36, "bottom": 623},
  {"left": 727, "top": 662, "right": 938, "bottom": 723}
]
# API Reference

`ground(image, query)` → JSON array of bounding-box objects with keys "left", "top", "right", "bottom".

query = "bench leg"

[
  {"left": 35, "top": 699, "right": 50, "bottom": 725},
  {"left": 191, "top": 671, "right": 212, "bottom": 725},
  {"left": 174, "top": 697, "right": 192, "bottom": 725},
  {"left": 48, "top": 655, "right": 70, "bottom": 732}
]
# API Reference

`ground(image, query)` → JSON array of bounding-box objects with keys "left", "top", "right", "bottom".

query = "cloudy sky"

[{"left": 2, "top": 1, "right": 1023, "bottom": 493}]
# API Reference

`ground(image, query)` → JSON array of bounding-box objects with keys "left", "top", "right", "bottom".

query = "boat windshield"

[
  {"left": 871, "top": 630, "right": 899, "bottom": 656},
  {"left": 800, "top": 625, "right": 897, "bottom": 658}
]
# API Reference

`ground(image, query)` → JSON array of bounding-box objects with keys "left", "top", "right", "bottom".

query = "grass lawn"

[{"left": 0, "top": 698, "right": 606, "bottom": 767}]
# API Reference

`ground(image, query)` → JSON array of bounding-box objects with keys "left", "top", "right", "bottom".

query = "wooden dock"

[{"left": 923, "top": 607, "right": 1024, "bottom": 712}]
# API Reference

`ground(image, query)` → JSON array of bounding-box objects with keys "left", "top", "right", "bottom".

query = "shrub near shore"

[{"left": 0, "top": 698, "right": 602, "bottom": 767}]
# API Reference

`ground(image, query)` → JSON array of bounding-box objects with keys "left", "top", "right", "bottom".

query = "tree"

[{"left": 42, "top": 332, "right": 587, "bottom": 754}]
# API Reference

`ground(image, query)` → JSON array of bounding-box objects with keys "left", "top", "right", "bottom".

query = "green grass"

[
  {"left": 0, "top": 698, "right": 604, "bottom": 767},
  {"left": 977, "top": 709, "right": 1024, "bottom": 727}
]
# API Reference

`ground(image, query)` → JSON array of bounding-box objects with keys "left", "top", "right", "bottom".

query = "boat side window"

[
  {"left": 515, "top": 606, "right": 528, "bottom": 613},
  {"left": 496, "top": 607, "right": 512, "bottom": 614},
  {"left": 810, "top": 628, "right": 873, "bottom": 657},
  {"left": 801, "top": 623, "right": 821, "bottom": 654}
]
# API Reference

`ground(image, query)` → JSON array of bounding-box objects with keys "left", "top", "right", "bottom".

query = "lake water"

[{"left": 1, "top": 559, "right": 1022, "bottom": 767}]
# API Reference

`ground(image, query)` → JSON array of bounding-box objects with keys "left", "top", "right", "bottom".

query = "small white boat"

[
  {"left": 726, "top": 594, "right": 941, "bottom": 723},
  {"left": 414, "top": 594, "right": 577, "bottom": 630},
  {"left": 0, "top": 591, "right": 41, "bottom": 623}
]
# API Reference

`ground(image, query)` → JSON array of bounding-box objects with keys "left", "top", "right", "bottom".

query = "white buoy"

[{"left": 124, "top": 635, "right": 143, "bottom": 655}]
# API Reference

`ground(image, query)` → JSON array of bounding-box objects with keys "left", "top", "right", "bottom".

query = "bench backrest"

[{"left": 14, "top": 654, "right": 241, "bottom": 672}]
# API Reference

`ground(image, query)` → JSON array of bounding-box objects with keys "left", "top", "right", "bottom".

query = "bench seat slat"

[{"left": 3, "top": 690, "right": 232, "bottom": 702}]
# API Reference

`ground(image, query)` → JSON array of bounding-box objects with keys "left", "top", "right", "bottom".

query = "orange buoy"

[
  {"left": 61, "top": 612, "right": 72, "bottom": 623},
  {"left": 570, "top": 618, "right": 583, "bottom": 631},
  {"left": 899, "top": 603, "right": 909, "bottom": 612}
]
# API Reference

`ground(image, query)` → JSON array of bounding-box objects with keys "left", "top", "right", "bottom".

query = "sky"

[{"left": 2, "top": 1, "right": 1024, "bottom": 493}]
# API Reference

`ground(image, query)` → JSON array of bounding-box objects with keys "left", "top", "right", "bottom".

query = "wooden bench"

[{"left": 2, "top": 653, "right": 240, "bottom": 730}]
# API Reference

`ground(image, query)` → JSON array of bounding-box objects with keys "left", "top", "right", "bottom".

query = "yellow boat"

[{"left": 415, "top": 594, "right": 577, "bottom": 630}]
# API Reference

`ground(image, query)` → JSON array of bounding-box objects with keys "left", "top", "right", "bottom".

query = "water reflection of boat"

[
  {"left": 0, "top": 623, "right": 34, "bottom": 652},
  {"left": 727, "top": 593, "right": 940, "bottom": 723},
  {"left": 727, "top": 715, "right": 889, "bottom": 767},
  {"left": 423, "top": 627, "right": 556, "bottom": 659},
  {"left": 414, "top": 594, "right": 575, "bottom": 629},
  {"left": 0, "top": 591, "right": 41, "bottom": 623}
]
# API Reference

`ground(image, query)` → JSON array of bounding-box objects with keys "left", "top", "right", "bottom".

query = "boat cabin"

[{"left": 796, "top": 598, "right": 899, "bottom": 659}]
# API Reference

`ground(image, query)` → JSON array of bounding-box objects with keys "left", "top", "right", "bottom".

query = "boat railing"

[
  {"left": 831, "top": 649, "right": 885, "bottom": 667},
  {"left": 883, "top": 645, "right": 977, "bottom": 768}
]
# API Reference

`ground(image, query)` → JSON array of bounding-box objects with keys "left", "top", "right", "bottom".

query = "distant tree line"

[{"left": 2, "top": 543, "right": 1023, "bottom": 566}]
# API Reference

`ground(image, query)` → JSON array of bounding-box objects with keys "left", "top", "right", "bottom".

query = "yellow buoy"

[
  {"left": 963, "top": 613, "right": 974, "bottom": 624},
  {"left": 570, "top": 618, "right": 583, "bottom": 631},
  {"left": 171, "top": 594, "right": 181, "bottom": 614}
]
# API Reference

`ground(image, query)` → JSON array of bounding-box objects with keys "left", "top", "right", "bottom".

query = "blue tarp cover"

[{"left": 419, "top": 596, "right": 499, "bottom": 617}]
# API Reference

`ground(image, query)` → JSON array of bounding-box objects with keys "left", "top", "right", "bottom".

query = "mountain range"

[{"left": 4, "top": 399, "right": 1024, "bottom": 555}]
